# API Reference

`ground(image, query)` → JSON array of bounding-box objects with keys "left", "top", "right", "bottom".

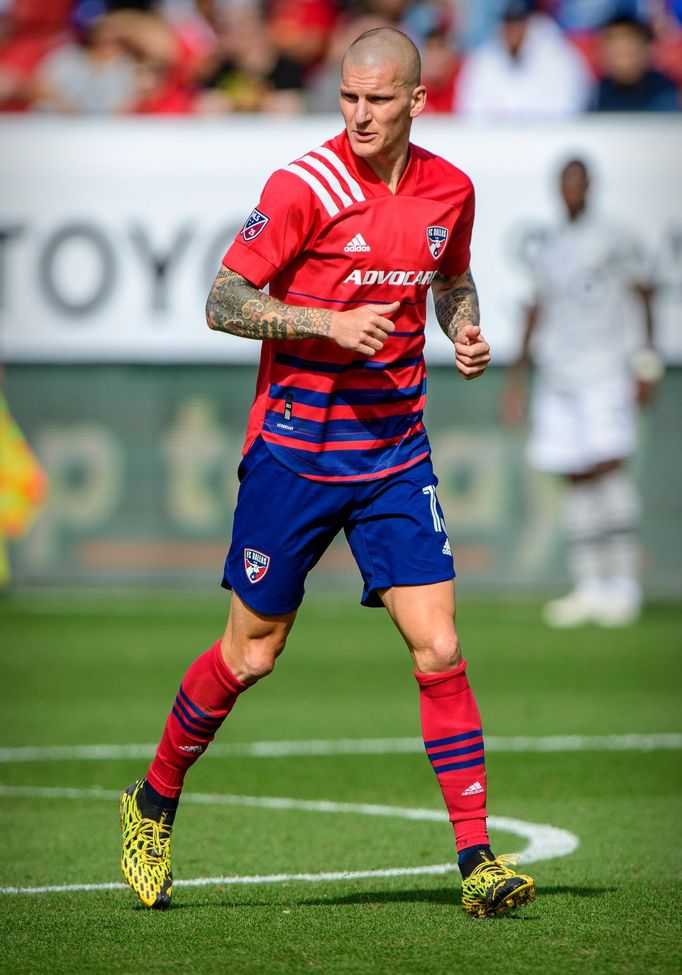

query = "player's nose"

[{"left": 354, "top": 98, "right": 371, "bottom": 124}]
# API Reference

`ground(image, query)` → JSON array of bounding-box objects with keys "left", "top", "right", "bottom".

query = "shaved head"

[{"left": 343, "top": 28, "right": 421, "bottom": 90}]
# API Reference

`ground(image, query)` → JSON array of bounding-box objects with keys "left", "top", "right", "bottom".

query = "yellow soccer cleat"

[
  {"left": 120, "top": 779, "right": 173, "bottom": 909},
  {"left": 461, "top": 854, "right": 536, "bottom": 918}
]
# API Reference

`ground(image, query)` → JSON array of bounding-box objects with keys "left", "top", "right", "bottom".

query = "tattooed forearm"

[
  {"left": 432, "top": 269, "right": 480, "bottom": 343},
  {"left": 206, "top": 266, "right": 333, "bottom": 341}
]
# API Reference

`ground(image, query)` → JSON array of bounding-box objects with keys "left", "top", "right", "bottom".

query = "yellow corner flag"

[{"left": 0, "top": 393, "right": 48, "bottom": 584}]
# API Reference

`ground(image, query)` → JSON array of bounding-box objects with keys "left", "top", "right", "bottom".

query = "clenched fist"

[
  {"left": 330, "top": 301, "right": 400, "bottom": 356},
  {"left": 455, "top": 324, "right": 491, "bottom": 380}
]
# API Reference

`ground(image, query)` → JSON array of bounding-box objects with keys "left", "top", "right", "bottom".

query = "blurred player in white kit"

[{"left": 504, "top": 158, "right": 663, "bottom": 627}]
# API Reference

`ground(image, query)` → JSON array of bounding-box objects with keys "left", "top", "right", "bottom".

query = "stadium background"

[{"left": 1, "top": 116, "right": 681, "bottom": 594}]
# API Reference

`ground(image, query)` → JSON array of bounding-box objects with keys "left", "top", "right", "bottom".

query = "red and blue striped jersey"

[{"left": 222, "top": 130, "right": 474, "bottom": 483}]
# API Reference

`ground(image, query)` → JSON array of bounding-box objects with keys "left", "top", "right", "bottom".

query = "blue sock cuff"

[
  {"left": 143, "top": 779, "right": 179, "bottom": 811},
  {"left": 458, "top": 843, "right": 493, "bottom": 865}
]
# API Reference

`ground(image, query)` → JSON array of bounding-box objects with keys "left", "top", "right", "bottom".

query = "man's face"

[
  {"left": 501, "top": 17, "right": 528, "bottom": 58},
  {"left": 560, "top": 164, "right": 589, "bottom": 216},
  {"left": 339, "top": 59, "right": 425, "bottom": 164},
  {"left": 601, "top": 25, "right": 649, "bottom": 84}
]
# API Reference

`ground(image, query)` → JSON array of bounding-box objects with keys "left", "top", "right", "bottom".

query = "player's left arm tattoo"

[
  {"left": 431, "top": 269, "right": 480, "bottom": 343},
  {"left": 206, "top": 266, "right": 332, "bottom": 341}
]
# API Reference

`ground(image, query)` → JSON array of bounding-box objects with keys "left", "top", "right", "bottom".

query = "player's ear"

[{"left": 410, "top": 84, "right": 427, "bottom": 118}]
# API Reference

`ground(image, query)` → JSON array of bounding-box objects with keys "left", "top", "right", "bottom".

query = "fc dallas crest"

[
  {"left": 426, "top": 225, "right": 448, "bottom": 259},
  {"left": 244, "top": 548, "right": 270, "bottom": 583}
]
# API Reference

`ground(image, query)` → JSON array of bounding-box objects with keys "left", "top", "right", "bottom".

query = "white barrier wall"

[{"left": 1, "top": 115, "right": 680, "bottom": 364}]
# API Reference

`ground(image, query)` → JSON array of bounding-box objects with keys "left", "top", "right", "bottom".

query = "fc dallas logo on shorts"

[
  {"left": 426, "top": 225, "right": 448, "bottom": 259},
  {"left": 241, "top": 208, "right": 269, "bottom": 242},
  {"left": 244, "top": 548, "right": 270, "bottom": 583}
]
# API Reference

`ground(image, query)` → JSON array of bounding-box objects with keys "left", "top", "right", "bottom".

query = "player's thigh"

[
  {"left": 381, "top": 580, "right": 460, "bottom": 673},
  {"left": 344, "top": 459, "right": 454, "bottom": 608},
  {"left": 223, "top": 437, "right": 346, "bottom": 616}
]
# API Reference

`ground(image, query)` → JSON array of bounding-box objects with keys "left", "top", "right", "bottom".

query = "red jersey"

[{"left": 222, "top": 130, "right": 474, "bottom": 483}]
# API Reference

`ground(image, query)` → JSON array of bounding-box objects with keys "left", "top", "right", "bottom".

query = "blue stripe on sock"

[
  {"left": 173, "top": 695, "right": 220, "bottom": 735},
  {"left": 427, "top": 741, "right": 484, "bottom": 764},
  {"left": 177, "top": 686, "right": 223, "bottom": 726},
  {"left": 171, "top": 705, "right": 215, "bottom": 740},
  {"left": 432, "top": 756, "right": 486, "bottom": 774},
  {"left": 424, "top": 729, "right": 483, "bottom": 750}
]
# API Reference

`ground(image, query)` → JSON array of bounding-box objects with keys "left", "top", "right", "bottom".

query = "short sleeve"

[
  {"left": 438, "top": 180, "right": 475, "bottom": 278},
  {"left": 222, "top": 170, "right": 319, "bottom": 288}
]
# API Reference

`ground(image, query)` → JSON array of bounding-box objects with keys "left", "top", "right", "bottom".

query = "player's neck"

[
  {"left": 566, "top": 203, "right": 587, "bottom": 222},
  {"left": 364, "top": 145, "right": 410, "bottom": 194}
]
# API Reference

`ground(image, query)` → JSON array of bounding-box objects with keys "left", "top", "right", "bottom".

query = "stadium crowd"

[{"left": 1, "top": 0, "right": 680, "bottom": 115}]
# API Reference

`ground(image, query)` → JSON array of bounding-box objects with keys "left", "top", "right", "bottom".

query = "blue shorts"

[{"left": 222, "top": 437, "right": 455, "bottom": 615}]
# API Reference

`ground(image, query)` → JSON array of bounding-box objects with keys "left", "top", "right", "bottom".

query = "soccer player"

[
  {"left": 504, "top": 158, "right": 662, "bottom": 627},
  {"left": 120, "top": 27, "right": 536, "bottom": 919}
]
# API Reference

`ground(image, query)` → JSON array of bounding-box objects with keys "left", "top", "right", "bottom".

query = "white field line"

[
  {"left": 0, "top": 865, "right": 460, "bottom": 897},
  {"left": 0, "top": 733, "right": 680, "bottom": 765},
  {"left": 0, "top": 785, "right": 577, "bottom": 895}
]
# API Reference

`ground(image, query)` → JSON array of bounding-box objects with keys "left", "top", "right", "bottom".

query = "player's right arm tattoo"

[
  {"left": 206, "top": 266, "right": 333, "bottom": 341},
  {"left": 432, "top": 269, "right": 480, "bottom": 343}
]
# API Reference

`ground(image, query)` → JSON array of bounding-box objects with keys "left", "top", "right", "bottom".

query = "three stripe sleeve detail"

[{"left": 286, "top": 147, "right": 366, "bottom": 218}]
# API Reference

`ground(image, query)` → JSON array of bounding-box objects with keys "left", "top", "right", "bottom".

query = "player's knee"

[
  {"left": 241, "top": 646, "right": 278, "bottom": 681},
  {"left": 412, "top": 630, "right": 462, "bottom": 674},
  {"left": 221, "top": 629, "right": 288, "bottom": 684}
]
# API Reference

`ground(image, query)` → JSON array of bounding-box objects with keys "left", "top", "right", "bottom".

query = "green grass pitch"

[{"left": 0, "top": 591, "right": 680, "bottom": 975}]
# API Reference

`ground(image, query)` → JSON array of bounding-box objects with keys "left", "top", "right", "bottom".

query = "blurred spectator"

[
  {"left": 267, "top": 0, "right": 339, "bottom": 72},
  {"left": 589, "top": 13, "right": 680, "bottom": 109},
  {"left": 195, "top": 2, "right": 305, "bottom": 114},
  {"left": 104, "top": 7, "right": 198, "bottom": 113},
  {"left": 546, "top": 1, "right": 645, "bottom": 31},
  {"left": 0, "top": 0, "right": 69, "bottom": 110},
  {"left": 451, "top": 0, "right": 504, "bottom": 50},
  {"left": 403, "top": 0, "right": 453, "bottom": 39},
  {"left": 456, "top": 0, "right": 592, "bottom": 118},
  {"left": 130, "top": 53, "right": 195, "bottom": 112},
  {"left": 33, "top": 4, "right": 137, "bottom": 113},
  {"left": 4, "top": 0, "right": 681, "bottom": 114},
  {"left": 421, "top": 26, "right": 460, "bottom": 112}
]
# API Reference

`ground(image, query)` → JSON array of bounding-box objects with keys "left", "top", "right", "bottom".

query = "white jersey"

[{"left": 528, "top": 211, "right": 647, "bottom": 389}]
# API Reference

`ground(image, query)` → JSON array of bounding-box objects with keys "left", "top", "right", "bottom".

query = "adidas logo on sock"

[
  {"left": 461, "top": 780, "right": 484, "bottom": 796},
  {"left": 344, "top": 233, "right": 371, "bottom": 252}
]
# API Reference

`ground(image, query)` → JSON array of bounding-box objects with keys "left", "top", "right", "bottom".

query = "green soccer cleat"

[
  {"left": 120, "top": 779, "right": 173, "bottom": 909},
  {"left": 461, "top": 854, "right": 536, "bottom": 918}
]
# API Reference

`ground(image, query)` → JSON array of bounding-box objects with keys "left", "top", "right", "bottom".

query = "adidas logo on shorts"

[{"left": 344, "top": 233, "right": 371, "bottom": 253}]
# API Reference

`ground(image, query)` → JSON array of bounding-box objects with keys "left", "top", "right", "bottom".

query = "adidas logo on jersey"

[
  {"left": 344, "top": 233, "right": 371, "bottom": 253},
  {"left": 461, "top": 780, "right": 485, "bottom": 796}
]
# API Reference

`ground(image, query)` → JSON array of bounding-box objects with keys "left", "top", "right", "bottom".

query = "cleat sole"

[{"left": 491, "top": 879, "right": 536, "bottom": 917}]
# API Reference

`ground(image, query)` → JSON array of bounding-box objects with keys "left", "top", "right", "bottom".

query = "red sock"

[
  {"left": 415, "top": 660, "right": 489, "bottom": 852},
  {"left": 146, "top": 640, "right": 247, "bottom": 799}
]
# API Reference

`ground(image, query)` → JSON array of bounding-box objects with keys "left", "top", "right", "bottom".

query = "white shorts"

[{"left": 527, "top": 377, "right": 636, "bottom": 475}]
